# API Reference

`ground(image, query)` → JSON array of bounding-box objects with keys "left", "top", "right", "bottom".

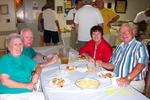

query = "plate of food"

[
  {"left": 49, "top": 77, "right": 70, "bottom": 88},
  {"left": 75, "top": 78, "right": 100, "bottom": 89},
  {"left": 66, "top": 66, "right": 77, "bottom": 71},
  {"left": 97, "top": 71, "right": 115, "bottom": 78}
]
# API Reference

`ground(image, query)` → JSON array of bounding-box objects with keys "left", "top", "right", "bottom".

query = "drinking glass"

[
  {"left": 59, "top": 47, "right": 70, "bottom": 64},
  {"left": 87, "top": 62, "right": 95, "bottom": 72}
]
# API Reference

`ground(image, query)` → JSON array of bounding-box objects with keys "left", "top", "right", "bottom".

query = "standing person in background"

[
  {"left": 38, "top": 6, "right": 46, "bottom": 32},
  {"left": 66, "top": 0, "right": 83, "bottom": 49},
  {"left": 43, "top": 3, "right": 61, "bottom": 46},
  {"left": 133, "top": 7, "right": 150, "bottom": 40},
  {"left": 38, "top": 6, "right": 46, "bottom": 46},
  {"left": 74, "top": 0, "right": 103, "bottom": 50},
  {"left": 79, "top": 25, "right": 112, "bottom": 63},
  {"left": 66, "top": 0, "right": 83, "bottom": 25},
  {"left": 96, "top": 23, "right": 149, "bottom": 93},
  {"left": 95, "top": 0, "right": 120, "bottom": 45}
]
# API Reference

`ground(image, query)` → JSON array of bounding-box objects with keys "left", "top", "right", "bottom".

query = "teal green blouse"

[
  {"left": 0, "top": 53, "right": 37, "bottom": 94},
  {"left": 22, "top": 47, "right": 37, "bottom": 59}
]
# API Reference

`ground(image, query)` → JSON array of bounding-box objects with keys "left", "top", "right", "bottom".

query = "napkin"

[
  {"left": 77, "top": 67, "right": 87, "bottom": 73},
  {"left": 111, "top": 77, "right": 119, "bottom": 87}
]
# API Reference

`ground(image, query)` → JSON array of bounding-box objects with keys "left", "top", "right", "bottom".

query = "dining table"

[{"left": 34, "top": 45, "right": 150, "bottom": 100}]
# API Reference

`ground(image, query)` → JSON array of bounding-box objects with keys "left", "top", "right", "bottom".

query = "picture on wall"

[
  {"left": 0, "top": 4, "right": 9, "bottom": 15},
  {"left": 115, "top": 0, "right": 127, "bottom": 13},
  {"left": 57, "top": 6, "right": 63, "bottom": 14},
  {"left": 64, "top": 0, "right": 76, "bottom": 16}
]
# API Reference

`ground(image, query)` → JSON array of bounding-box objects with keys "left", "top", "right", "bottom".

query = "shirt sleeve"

[
  {"left": 74, "top": 11, "right": 79, "bottom": 24},
  {"left": 54, "top": 11, "right": 58, "bottom": 21},
  {"left": 0, "top": 59, "right": 6, "bottom": 74},
  {"left": 30, "top": 47, "right": 37, "bottom": 58},
  {"left": 110, "top": 46, "right": 119, "bottom": 64},
  {"left": 136, "top": 43, "right": 149, "bottom": 65},
  {"left": 133, "top": 12, "right": 143, "bottom": 23},
  {"left": 107, "top": 9, "right": 118, "bottom": 20},
  {"left": 66, "top": 9, "right": 74, "bottom": 20},
  {"left": 79, "top": 41, "right": 91, "bottom": 55}
]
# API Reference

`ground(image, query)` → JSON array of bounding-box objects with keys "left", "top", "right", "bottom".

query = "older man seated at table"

[
  {"left": 96, "top": 23, "right": 149, "bottom": 93},
  {"left": 0, "top": 33, "right": 57, "bottom": 100},
  {"left": 79, "top": 25, "right": 112, "bottom": 63},
  {"left": 21, "top": 27, "right": 48, "bottom": 60}
]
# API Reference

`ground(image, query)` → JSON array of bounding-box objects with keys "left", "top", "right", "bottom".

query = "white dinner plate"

[
  {"left": 49, "top": 77, "right": 70, "bottom": 88},
  {"left": 97, "top": 71, "right": 116, "bottom": 78},
  {"left": 75, "top": 78, "right": 100, "bottom": 89}
]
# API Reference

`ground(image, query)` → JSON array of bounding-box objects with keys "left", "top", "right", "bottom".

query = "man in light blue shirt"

[{"left": 96, "top": 23, "right": 149, "bottom": 92}]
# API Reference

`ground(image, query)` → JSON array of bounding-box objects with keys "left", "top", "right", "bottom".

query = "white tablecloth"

[{"left": 35, "top": 46, "right": 149, "bottom": 100}]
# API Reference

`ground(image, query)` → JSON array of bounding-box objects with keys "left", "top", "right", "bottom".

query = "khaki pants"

[
  {"left": 130, "top": 80, "right": 145, "bottom": 93},
  {"left": 70, "top": 28, "right": 77, "bottom": 49}
]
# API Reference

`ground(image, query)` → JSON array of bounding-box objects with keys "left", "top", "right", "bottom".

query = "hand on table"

[
  {"left": 88, "top": 56, "right": 95, "bottom": 63},
  {"left": 48, "top": 53, "right": 58, "bottom": 64},
  {"left": 26, "top": 82, "right": 35, "bottom": 90},
  {"left": 80, "top": 53, "right": 95, "bottom": 62},
  {"left": 117, "top": 77, "right": 131, "bottom": 87},
  {"left": 95, "top": 60, "right": 102, "bottom": 67}
]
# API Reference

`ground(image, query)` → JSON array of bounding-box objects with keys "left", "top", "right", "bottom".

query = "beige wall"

[
  {"left": 0, "top": 0, "right": 16, "bottom": 32},
  {"left": 0, "top": 0, "right": 149, "bottom": 46},
  {"left": 104, "top": 0, "right": 150, "bottom": 21}
]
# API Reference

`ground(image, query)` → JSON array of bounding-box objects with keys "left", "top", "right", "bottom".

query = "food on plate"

[
  {"left": 87, "top": 66, "right": 94, "bottom": 72},
  {"left": 79, "top": 55, "right": 86, "bottom": 59},
  {"left": 52, "top": 78, "right": 65, "bottom": 88},
  {"left": 76, "top": 78, "right": 100, "bottom": 89},
  {"left": 100, "top": 72, "right": 113, "bottom": 78},
  {"left": 105, "top": 73, "right": 113, "bottom": 78},
  {"left": 66, "top": 66, "right": 77, "bottom": 71},
  {"left": 97, "top": 71, "right": 115, "bottom": 78}
]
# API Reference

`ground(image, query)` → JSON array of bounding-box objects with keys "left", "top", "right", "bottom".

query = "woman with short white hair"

[{"left": 0, "top": 33, "right": 54, "bottom": 100}]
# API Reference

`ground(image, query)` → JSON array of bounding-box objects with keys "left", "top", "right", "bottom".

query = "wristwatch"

[
  {"left": 43, "top": 56, "right": 46, "bottom": 60},
  {"left": 127, "top": 76, "right": 132, "bottom": 81},
  {"left": 32, "top": 71, "right": 36, "bottom": 76}
]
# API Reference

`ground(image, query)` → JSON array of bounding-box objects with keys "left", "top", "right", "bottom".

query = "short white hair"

[
  {"left": 6, "top": 33, "right": 21, "bottom": 48},
  {"left": 119, "top": 22, "right": 137, "bottom": 36},
  {"left": 20, "top": 27, "right": 32, "bottom": 38}
]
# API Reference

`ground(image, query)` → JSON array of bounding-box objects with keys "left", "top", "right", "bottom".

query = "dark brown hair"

[{"left": 90, "top": 25, "right": 103, "bottom": 37}]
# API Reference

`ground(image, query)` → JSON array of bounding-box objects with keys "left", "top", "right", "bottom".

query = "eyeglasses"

[{"left": 119, "top": 31, "right": 131, "bottom": 35}]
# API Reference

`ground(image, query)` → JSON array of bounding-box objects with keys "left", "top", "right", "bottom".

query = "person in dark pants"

[
  {"left": 42, "top": 3, "right": 61, "bottom": 46},
  {"left": 44, "top": 30, "right": 60, "bottom": 45}
]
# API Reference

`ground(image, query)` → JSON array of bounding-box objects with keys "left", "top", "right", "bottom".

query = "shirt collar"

[
  {"left": 120, "top": 38, "right": 136, "bottom": 47},
  {"left": 83, "top": 5, "right": 93, "bottom": 8}
]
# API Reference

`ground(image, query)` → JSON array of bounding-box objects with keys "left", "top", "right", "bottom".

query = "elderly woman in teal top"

[
  {"left": 21, "top": 27, "right": 48, "bottom": 60},
  {"left": 0, "top": 33, "right": 57, "bottom": 100}
]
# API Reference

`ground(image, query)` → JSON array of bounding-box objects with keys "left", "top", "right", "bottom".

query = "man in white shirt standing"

[
  {"left": 133, "top": 7, "right": 150, "bottom": 40},
  {"left": 43, "top": 3, "right": 61, "bottom": 46},
  {"left": 66, "top": 0, "right": 83, "bottom": 49},
  {"left": 74, "top": 0, "right": 103, "bottom": 50}
]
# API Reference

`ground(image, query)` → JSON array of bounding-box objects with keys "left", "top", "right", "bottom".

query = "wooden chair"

[{"left": 144, "top": 62, "right": 150, "bottom": 98}]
